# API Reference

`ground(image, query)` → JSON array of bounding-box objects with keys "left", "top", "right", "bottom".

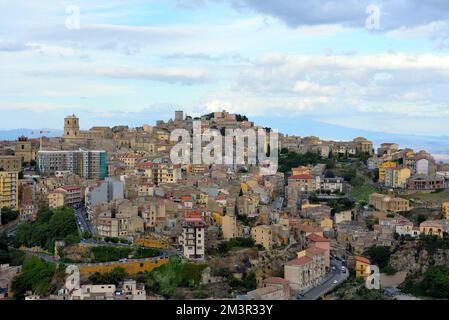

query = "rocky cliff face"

[{"left": 389, "top": 242, "right": 449, "bottom": 275}]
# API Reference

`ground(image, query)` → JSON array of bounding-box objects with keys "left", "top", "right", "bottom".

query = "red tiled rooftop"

[
  {"left": 288, "top": 174, "right": 315, "bottom": 180},
  {"left": 61, "top": 185, "right": 81, "bottom": 191},
  {"left": 307, "top": 233, "right": 330, "bottom": 243},
  {"left": 306, "top": 246, "right": 326, "bottom": 256},
  {"left": 355, "top": 256, "right": 370, "bottom": 264},
  {"left": 287, "top": 256, "right": 312, "bottom": 266}
]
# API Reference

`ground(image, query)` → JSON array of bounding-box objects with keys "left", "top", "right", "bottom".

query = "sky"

[{"left": 1, "top": 0, "right": 449, "bottom": 138}]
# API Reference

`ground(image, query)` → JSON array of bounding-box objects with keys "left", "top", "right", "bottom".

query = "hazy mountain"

[
  {"left": 0, "top": 129, "right": 62, "bottom": 140},
  {"left": 252, "top": 117, "right": 449, "bottom": 160}
]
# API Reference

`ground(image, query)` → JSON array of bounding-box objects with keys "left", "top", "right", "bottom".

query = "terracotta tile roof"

[
  {"left": 61, "top": 185, "right": 80, "bottom": 191},
  {"left": 287, "top": 256, "right": 312, "bottom": 266},
  {"left": 355, "top": 256, "right": 370, "bottom": 264},
  {"left": 264, "top": 277, "right": 288, "bottom": 285},
  {"left": 307, "top": 233, "right": 330, "bottom": 242},
  {"left": 306, "top": 246, "right": 326, "bottom": 256},
  {"left": 288, "top": 174, "right": 315, "bottom": 180}
]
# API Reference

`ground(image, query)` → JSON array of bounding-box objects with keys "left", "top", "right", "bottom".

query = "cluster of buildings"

[
  {"left": 280, "top": 135, "right": 374, "bottom": 159},
  {"left": 2, "top": 110, "right": 449, "bottom": 301},
  {"left": 369, "top": 144, "right": 444, "bottom": 191}
]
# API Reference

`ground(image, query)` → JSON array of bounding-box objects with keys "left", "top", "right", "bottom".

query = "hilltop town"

[{"left": 1, "top": 110, "right": 449, "bottom": 300}]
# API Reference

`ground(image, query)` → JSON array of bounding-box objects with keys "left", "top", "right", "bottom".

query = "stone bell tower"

[{"left": 64, "top": 114, "right": 80, "bottom": 140}]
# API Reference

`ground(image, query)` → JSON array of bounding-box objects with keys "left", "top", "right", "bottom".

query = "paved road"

[
  {"left": 73, "top": 205, "right": 95, "bottom": 235},
  {"left": 22, "top": 246, "right": 177, "bottom": 265},
  {"left": 297, "top": 258, "right": 349, "bottom": 300}
]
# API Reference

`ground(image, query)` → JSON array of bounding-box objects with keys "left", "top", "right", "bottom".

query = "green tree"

[
  {"left": 10, "top": 257, "right": 58, "bottom": 300},
  {"left": 0, "top": 207, "right": 19, "bottom": 224},
  {"left": 243, "top": 272, "right": 257, "bottom": 290},
  {"left": 364, "top": 246, "right": 391, "bottom": 270},
  {"left": 89, "top": 267, "right": 128, "bottom": 286},
  {"left": 13, "top": 207, "right": 79, "bottom": 251}
]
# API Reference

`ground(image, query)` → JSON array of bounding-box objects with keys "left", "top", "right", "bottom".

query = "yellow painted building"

[
  {"left": 222, "top": 214, "right": 238, "bottom": 239},
  {"left": 378, "top": 161, "right": 397, "bottom": 183},
  {"left": 355, "top": 256, "right": 371, "bottom": 279},
  {"left": 212, "top": 212, "right": 222, "bottom": 225},
  {"left": 320, "top": 217, "right": 333, "bottom": 229},
  {"left": 48, "top": 190, "right": 65, "bottom": 209},
  {"left": 292, "top": 166, "right": 310, "bottom": 176},
  {"left": 251, "top": 225, "right": 273, "bottom": 250},
  {"left": 391, "top": 167, "right": 411, "bottom": 188},
  {"left": 419, "top": 221, "right": 444, "bottom": 238},
  {"left": 0, "top": 171, "right": 19, "bottom": 210},
  {"left": 443, "top": 202, "right": 449, "bottom": 220}
]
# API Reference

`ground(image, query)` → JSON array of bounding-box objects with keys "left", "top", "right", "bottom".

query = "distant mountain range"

[
  {"left": 0, "top": 129, "right": 62, "bottom": 140},
  {"left": 1, "top": 117, "right": 448, "bottom": 161}
]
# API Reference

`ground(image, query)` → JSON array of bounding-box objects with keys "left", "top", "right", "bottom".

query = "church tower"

[{"left": 64, "top": 114, "right": 80, "bottom": 140}]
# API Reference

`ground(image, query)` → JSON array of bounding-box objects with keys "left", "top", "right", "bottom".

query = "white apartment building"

[{"left": 179, "top": 217, "right": 206, "bottom": 261}]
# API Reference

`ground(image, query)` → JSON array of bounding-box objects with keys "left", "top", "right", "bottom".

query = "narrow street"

[{"left": 298, "top": 258, "right": 349, "bottom": 300}]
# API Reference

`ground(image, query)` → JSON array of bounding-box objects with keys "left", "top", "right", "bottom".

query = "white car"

[{"left": 333, "top": 280, "right": 338, "bottom": 284}]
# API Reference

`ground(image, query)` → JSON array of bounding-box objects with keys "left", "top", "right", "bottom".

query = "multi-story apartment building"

[
  {"left": 48, "top": 189, "right": 65, "bottom": 209},
  {"left": 85, "top": 178, "right": 124, "bottom": 208},
  {"left": 0, "top": 171, "right": 19, "bottom": 210},
  {"left": 384, "top": 167, "right": 411, "bottom": 188},
  {"left": 48, "top": 186, "right": 82, "bottom": 208},
  {"left": 378, "top": 161, "right": 397, "bottom": 183},
  {"left": 321, "top": 177, "right": 344, "bottom": 192},
  {"left": 179, "top": 215, "right": 206, "bottom": 261},
  {"left": 0, "top": 156, "right": 21, "bottom": 171},
  {"left": 136, "top": 162, "right": 181, "bottom": 185},
  {"left": 222, "top": 214, "right": 238, "bottom": 239},
  {"left": 118, "top": 153, "right": 142, "bottom": 168},
  {"left": 287, "top": 174, "right": 319, "bottom": 193},
  {"left": 37, "top": 149, "right": 107, "bottom": 179},
  {"left": 284, "top": 247, "right": 326, "bottom": 294},
  {"left": 97, "top": 212, "right": 120, "bottom": 238}
]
